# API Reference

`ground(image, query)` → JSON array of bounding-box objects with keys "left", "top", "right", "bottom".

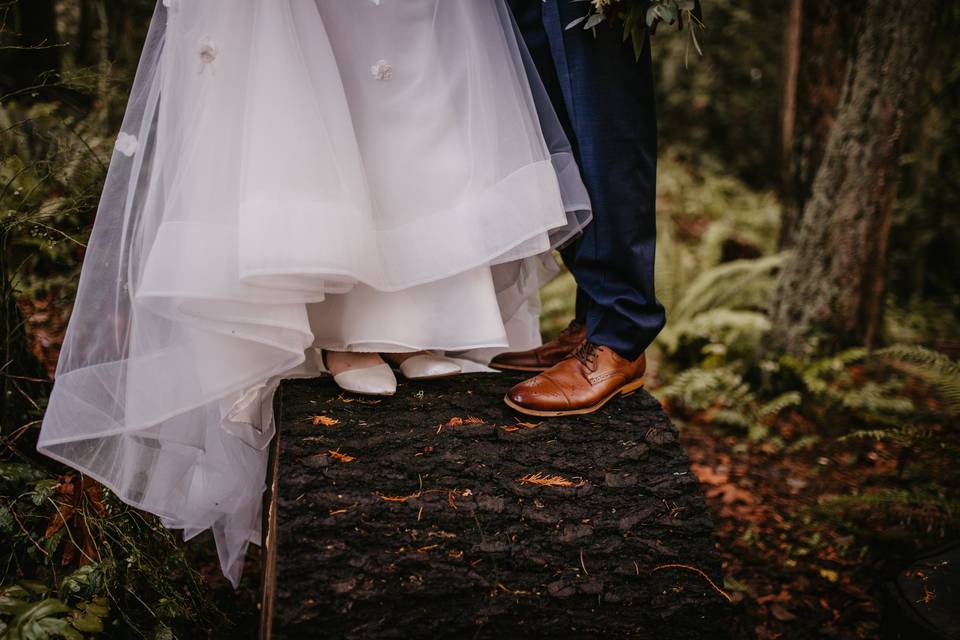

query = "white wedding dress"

[{"left": 37, "top": 0, "right": 591, "bottom": 586}]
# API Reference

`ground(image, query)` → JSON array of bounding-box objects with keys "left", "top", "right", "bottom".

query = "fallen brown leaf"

[
  {"left": 502, "top": 420, "right": 543, "bottom": 432},
  {"left": 328, "top": 449, "right": 355, "bottom": 463},
  {"left": 518, "top": 472, "right": 584, "bottom": 488},
  {"left": 437, "top": 416, "right": 484, "bottom": 434}
]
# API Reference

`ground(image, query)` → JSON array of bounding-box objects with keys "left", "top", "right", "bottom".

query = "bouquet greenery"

[{"left": 566, "top": 0, "right": 705, "bottom": 63}]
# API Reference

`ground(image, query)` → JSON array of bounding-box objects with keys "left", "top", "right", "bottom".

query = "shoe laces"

[{"left": 572, "top": 340, "right": 600, "bottom": 369}]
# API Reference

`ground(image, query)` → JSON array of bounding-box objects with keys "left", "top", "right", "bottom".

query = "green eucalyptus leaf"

[
  {"left": 645, "top": 5, "right": 656, "bottom": 27},
  {"left": 632, "top": 29, "right": 645, "bottom": 61},
  {"left": 690, "top": 24, "right": 703, "bottom": 56},
  {"left": 584, "top": 13, "right": 605, "bottom": 29}
]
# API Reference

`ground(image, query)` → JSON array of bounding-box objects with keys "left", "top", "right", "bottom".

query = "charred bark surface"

[
  {"left": 768, "top": 0, "right": 937, "bottom": 357},
  {"left": 271, "top": 373, "right": 727, "bottom": 639}
]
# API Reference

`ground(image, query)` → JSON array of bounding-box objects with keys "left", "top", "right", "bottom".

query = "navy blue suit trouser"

[{"left": 508, "top": 0, "right": 666, "bottom": 360}]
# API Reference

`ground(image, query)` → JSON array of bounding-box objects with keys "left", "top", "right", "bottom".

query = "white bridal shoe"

[
  {"left": 389, "top": 353, "right": 463, "bottom": 381},
  {"left": 315, "top": 349, "right": 397, "bottom": 396}
]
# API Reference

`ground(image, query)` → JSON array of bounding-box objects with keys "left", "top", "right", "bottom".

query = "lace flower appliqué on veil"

[
  {"left": 114, "top": 132, "right": 139, "bottom": 157},
  {"left": 370, "top": 59, "right": 393, "bottom": 81},
  {"left": 198, "top": 36, "right": 219, "bottom": 73}
]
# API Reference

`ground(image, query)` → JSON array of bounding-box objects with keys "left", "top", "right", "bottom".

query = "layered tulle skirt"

[{"left": 38, "top": 0, "right": 591, "bottom": 585}]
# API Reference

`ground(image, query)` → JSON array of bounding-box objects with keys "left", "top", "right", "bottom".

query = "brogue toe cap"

[{"left": 507, "top": 375, "right": 569, "bottom": 411}]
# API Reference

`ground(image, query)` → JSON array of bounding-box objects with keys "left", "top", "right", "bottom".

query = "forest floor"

[
  {"left": 679, "top": 405, "right": 956, "bottom": 640},
  {"left": 18, "top": 296, "right": 957, "bottom": 639},
  {"left": 682, "top": 422, "right": 880, "bottom": 639}
]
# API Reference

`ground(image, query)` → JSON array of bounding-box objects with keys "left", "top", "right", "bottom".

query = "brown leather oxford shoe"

[
  {"left": 504, "top": 341, "right": 646, "bottom": 417},
  {"left": 490, "top": 320, "right": 587, "bottom": 372}
]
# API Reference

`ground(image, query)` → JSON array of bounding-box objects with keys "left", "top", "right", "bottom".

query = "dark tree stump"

[
  {"left": 270, "top": 373, "right": 729, "bottom": 639},
  {"left": 882, "top": 541, "right": 960, "bottom": 640}
]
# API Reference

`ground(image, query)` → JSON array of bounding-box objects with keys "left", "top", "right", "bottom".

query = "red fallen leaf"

[
  {"left": 327, "top": 449, "right": 355, "bottom": 463},
  {"left": 691, "top": 463, "right": 730, "bottom": 486},
  {"left": 44, "top": 474, "right": 106, "bottom": 567},
  {"left": 707, "top": 483, "right": 755, "bottom": 505},
  {"left": 436, "top": 416, "right": 484, "bottom": 433},
  {"left": 446, "top": 416, "right": 484, "bottom": 427}
]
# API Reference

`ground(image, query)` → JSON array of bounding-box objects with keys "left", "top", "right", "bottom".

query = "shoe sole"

[
  {"left": 338, "top": 386, "right": 396, "bottom": 397},
  {"left": 502, "top": 377, "right": 645, "bottom": 417},
  {"left": 489, "top": 363, "right": 550, "bottom": 373},
  {"left": 389, "top": 366, "right": 463, "bottom": 382},
  {"left": 400, "top": 371, "right": 462, "bottom": 381}
]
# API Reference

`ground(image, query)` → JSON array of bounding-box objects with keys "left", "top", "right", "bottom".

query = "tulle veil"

[{"left": 38, "top": 0, "right": 591, "bottom": 586}]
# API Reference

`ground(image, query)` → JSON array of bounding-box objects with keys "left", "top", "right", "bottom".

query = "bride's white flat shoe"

[
  {"left": 396, "top": 354, "right": 463, "bottom": 381},
  {"left": 315, "top": 349, "right": 397, "bottom": 396}
]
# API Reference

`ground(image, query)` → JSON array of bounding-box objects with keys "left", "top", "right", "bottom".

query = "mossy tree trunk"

[
  {"left": 778, "top": 0, "right": 860, "bottom": 248},
  {"left": 767, "top": 0, "right": 937, "bottom": 357}
]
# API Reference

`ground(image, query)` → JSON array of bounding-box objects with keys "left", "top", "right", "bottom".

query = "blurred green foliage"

[
  {"left": 2, "top": 3, "right": 231, "bottom": 638},
  {"left": 0, "top": 461, "right": 220, "bottom": 639},
  {"left": 653, "top": 0, "right": 787, "bottom": 188}
]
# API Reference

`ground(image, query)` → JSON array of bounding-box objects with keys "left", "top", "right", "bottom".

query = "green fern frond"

[
  {"left": 819, "top": 488, "right": 959, "bottom": 517},
  {"left": 669, "top": 253, "right": 785, "bottom": 323},
  {"left": 876, "top": 344, "right": 959, "bottom": 374},
  {"left": 711, "top": 409, "right": 752, "bottom": 429},
  {"left": 655, "top": 366, "right": 754, "bottom": 412},
  {"left": 836, "top": 382, "right": 916, "bottom": 416},
  {"left": 838, "top": 425, "right": 936, "bottom": 445},
  {"left": 756, "top": 391, "right": 802, "bottom": 418},
  {"left": 875, "top": 344, "right": 960, "bottom": 414},
  {"left": 657, "top": 308, "right": 771, "bottom": 357},
  {"left": 814, "top": 488, "right": 960, "bottom": 540},
  {"left": 801, "top": 347, "right": 869, "bottom": 394}
]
